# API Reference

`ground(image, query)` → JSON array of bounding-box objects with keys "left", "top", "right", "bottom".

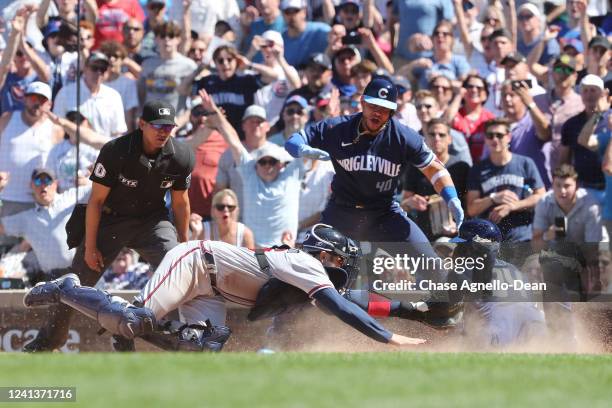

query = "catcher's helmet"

[
  {"left": 300, "top": 224, "right": 361, "bottom": 290},
  {"left": 452, "top": 219, "right": 502, "bottom": 243}
]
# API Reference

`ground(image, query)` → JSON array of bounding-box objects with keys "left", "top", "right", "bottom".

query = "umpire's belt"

[
  {"left": 203, "top": 251, "right": 217, "bottom": 288},
  {"left": 330, "top": 196, "right": 388, "bottom": 210}
]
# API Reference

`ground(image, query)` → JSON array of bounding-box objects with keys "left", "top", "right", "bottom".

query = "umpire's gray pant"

[{"left": 39, "top": 209, "right": 179, "bottom": 349}]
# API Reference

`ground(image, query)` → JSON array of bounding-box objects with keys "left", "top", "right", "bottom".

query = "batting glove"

[
  {"left": 447, "top": 197, "right": 464, "bottom": 229},
  {"left": 298, "top": 145, "right": 331, "bottom": 160}
]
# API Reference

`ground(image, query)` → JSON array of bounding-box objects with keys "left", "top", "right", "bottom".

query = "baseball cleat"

[{"left": 23, "top": 273, "right": 80, "bottom": 308}]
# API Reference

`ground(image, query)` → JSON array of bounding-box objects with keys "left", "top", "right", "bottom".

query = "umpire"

[{"left": 25, "top": 100, "right": 195, "bottom": 352}]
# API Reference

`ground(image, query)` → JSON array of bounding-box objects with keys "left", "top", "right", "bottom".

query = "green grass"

[{"left": 0, "top": 352, "right": 610, "bottom": 408}]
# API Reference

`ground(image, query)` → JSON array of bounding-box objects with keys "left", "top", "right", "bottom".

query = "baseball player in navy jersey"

[
  {"left": 285, "top": 77, "right": 464, "bottom": 243},
  {"left": 24, "top": 224, "right": 426, "bottom": 350}
]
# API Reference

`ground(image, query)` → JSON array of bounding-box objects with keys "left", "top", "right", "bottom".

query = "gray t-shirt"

[
  {"left": 139, "top": 54, "right": 197, "bottom": 112},
  {"left": 533, "top": 188, "right": 609, "bottom": 243}
]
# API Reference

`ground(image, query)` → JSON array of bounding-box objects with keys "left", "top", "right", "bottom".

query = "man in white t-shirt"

[{"left": 53, "top": 52, "right": 127, "bottom": 139}]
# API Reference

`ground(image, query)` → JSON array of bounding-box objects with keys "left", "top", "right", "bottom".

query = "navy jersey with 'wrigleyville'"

[{"left": 301, "top": 113, "right": 434, "bottom": 205}]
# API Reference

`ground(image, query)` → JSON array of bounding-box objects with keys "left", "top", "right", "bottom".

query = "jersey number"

[{"left": 376, "top": 179, "right": 393, "bottom": 193}]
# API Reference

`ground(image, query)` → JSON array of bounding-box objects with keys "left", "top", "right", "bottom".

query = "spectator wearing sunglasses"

[
  {"left": 0, "top": 10, "right": 49, "bottom": 113},
  {"left": 0, "top": 168, "right": 91, "bottom": 284},
  {"left": 54, "top": 52, "right": 127, "bottom": 139},
  {"left": 24, "top": 99, "right": 195, "bottom": 352},
  {"left": 516, "top": 3, "right": 560, "bottom": 66},
  {"left": 0, "top": 82, "right": 63, "bottom": 218},
  {"left": 543, "top": 54, "right": 584, "bottom": 175},
  {"left": 269, "top": 95, "right": 310, "bottom": 147},
  {"left": 199, "top": 90, "right": 303, "bottom": 247},
  {"left": 189, "top": 188, "right": 254, "bottom": 248},
  {"left": 466, "top": 118, "right": 545, "bottom": 242},
  {"left": 94, "top": 0, "right": 145, "bottom": 48},
  {"left": 139, "top": 21, "right": 197, "bottom": 113},
  {"left": 445, "top": 74, "right": 495, "bottom": 164}
]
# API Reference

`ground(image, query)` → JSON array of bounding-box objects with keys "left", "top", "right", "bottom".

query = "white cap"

[
  {"left": 254, "top": 143, "right": 292, "bottom": 163},
  {"left": 580, "top": 74, "right": 604, "bottom": 91},
  {"left": 262, "top": 30, "right": 284, "bottom": 47},
  {"left": 242, "top": 105, "right": 267, "bottom": 121},
  {"left": 517, "top": 3, "right": 541, "bottom": 19},
  {"left": 25, "top": 81, "right": 52, "bottom": 101},
  {"left": 281, "top": 0, "right": 306, "bottom": 10}
]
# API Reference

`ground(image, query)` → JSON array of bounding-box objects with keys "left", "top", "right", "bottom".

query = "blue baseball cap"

[
  {"left": 43, "top": 19, "right": 62, "bottom": 38},
  {"left": 362, "top": 77, "right": 397, "bottom": 110}
]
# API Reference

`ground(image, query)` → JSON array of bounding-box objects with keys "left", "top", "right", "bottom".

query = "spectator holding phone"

[{"left": 532, "top": 164, "right": 608, "bottom": 251}]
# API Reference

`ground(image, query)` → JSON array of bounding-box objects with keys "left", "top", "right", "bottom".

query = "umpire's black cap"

[
  {"left": 141, "top": 100, "right": 176, "bottom": 125},
  {"left": 362, "top": 77, "right": 397, "bottom": 110}
]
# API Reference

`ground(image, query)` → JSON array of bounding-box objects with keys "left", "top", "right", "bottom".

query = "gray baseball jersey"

[{"left": 138, "top": 240, "right": 335, "bottom": 324}]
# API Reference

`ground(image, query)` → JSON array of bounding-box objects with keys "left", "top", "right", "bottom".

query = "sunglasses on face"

[
  {"left": 416, "top": 103, "right": 434, "bottom": 110},
  {"left": 190, "top": 48, "right": 206, "bottom": 53},
  {"left": 432, "top": 84, "right": 451, "bottom": 91},
  {"left": 341, "top": 5, "right": 359, "bottom": 15},
  {"left": 518, "top": 13, "right": 534, "bottom": 21},
  {"left": 33, "top": 176, "right": 53, "bottom": 186},
  {"left": 485, "top": 131, "right": 506, "bottom": 140},
  {"left": 433, "top": 31, "right": 452, "bottom": 38},
  {"left": 125, "top": 26, "right": 143, "bottom": 32},
  {"left": 15, "top": 50, "right": 25, "bottom": 58},
  {"left": 553, "top": 65, "right": 575, "bottom": 75},
  {"left": 149, "top": 123, "right": 176, "bottom": 132},
  {"left": 216, "top": 57, "right": 235, "bottom": 65},
  {"left": 192, "top": 109, "right": 215, "bottom": 117},
  {"left": 214, "top": 204, "right": 237, "bottom": 212},
  {"left": 465, "top": 83, "right": 485, "bottom": 90},
  {"left": 25, "top": 94, "right": 48, "bottom": 104},
  {"left": 285, "top": 108, "right": 304, "bottom": 116},
  {"left": 257, "top": 158, "right": 279, "bottom": 167},
  {"left": 283, "top": 8, "right": 301, "bottom": 15}
]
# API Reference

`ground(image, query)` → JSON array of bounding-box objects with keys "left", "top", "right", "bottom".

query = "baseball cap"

[
  {"left": 362, "top": 77, "right": 398, "bottom": 110},
  {"left": 262, "top": 30, "right": 283, "bottom": 47},
  {"left": 501, "top": 52, "right": 527, "bottom": 66},
  {"left": 141, "top": 100, "right": 177, "bottom": 125},
  {"left": 281, "top": 0, "right": 306, "bottom": 11},
  {"left": 306, "top": 53, "right": 332, "bottom": 70},
  {"left": 553, "top": 54, "right": 576, "bottom": 70},
  {"left": 284, "top": 95, "right": 309, "bottom": 109},
  {"left": 562, "top": 37, "right": 584, "bottom": 54},
  {"left": 335, "top": 45, "right": 362, "bottom": 63},
  {"left": 25, "top": 81, "right": 52, "bottom": 101},
  {"left": 339, "top": 0, "right": 361, "bottom": 10},
  {"left": 43, "top": 19, "right": 62, "bottom": 38},
  {"left": 588, "top": 35, "right": 611, "bottom": 50},
  {"left": 392, "top": 76, "right": 411, "bottom": 95},
  {"left": 242, "top": 105, "right": 267, "bottom": 121},
  {"left": 517, "top": 3, "right": 541, "bottom": 19},
  {"left": 254, "top": 144, "right": 292, "bottom": 163},
  {"left": 87, "top": 51, "right": 110, "bottom": 69},
  {"left": 580, "top": 74, "right": 604, "bottom": 91},
  {"left": 31, "top": 167, "right": 56, "bottom": 180}
]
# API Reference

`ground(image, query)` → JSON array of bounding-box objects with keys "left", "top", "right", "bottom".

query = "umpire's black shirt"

[{"left": 90, "top": 129, "right": 195, "bottom": 217}]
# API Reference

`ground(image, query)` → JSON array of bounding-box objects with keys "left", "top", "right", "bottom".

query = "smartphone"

[
  {"left": 342, "top": 31, "right": 362, "bottom": 45},
  {"left": 511, "top": 79, "right": 533, "bottom": 90},
  {"left": 554, "top": 216, "right": 567, "bottom": 239}
]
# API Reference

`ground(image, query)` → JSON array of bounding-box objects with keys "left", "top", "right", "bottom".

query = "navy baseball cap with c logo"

[
  {"left": 142, "top": 100, "right": 176, "bottom": 125},
  {"left": 362, "top": 77, "right": 398, "bottom": 110}
]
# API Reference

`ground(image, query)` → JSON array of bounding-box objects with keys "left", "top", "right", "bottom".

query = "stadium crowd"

[{"left": 0, "top": 0, "right": 610, "bottom": 294}]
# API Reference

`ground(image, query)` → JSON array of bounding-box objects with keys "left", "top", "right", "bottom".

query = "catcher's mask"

[{"left": 299, "top": 223, "right": 361, "bottom": 290}]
